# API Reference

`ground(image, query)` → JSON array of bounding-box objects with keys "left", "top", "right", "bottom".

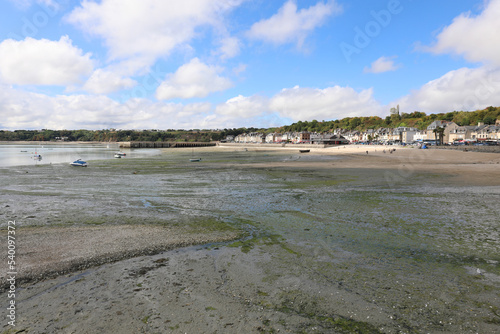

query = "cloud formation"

[
  {"left": 395, "top": 66, "right": 500, "bottom": 113},
  {"left": 66, "top": 0, "right": 243, "bottom": 71},
  {"left": 269, "top": 85, "right": 383, "bottom": 120},
  {"left": 82, "top": 69, "right": 137, "bottom": 95},
  {"left": 216, "top": 95, "right": 268, "bottom": 118},
  {"left": 425, "top": 0, "right": 500, "bottom": 66},
  {"left": 156, "top": 58, "right": 233, "bottom": 100},
  {"left": 247, "top": 0, "right": 341, "bottom": 47},
  {"left": 364, "top": 56, "right": 401, "bottom": 74},
  {"left": 0, "top": 36, "right": 93, "bottom": 85}
]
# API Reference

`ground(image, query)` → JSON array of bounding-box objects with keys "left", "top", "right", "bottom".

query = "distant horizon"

[{"left": 2, "top": 1, "right": 500, "bottom": 130}]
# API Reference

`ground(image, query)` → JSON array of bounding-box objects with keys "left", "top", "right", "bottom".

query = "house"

[
  {"left": 222, "top": 135, "right": 235, "bottom": 142},
  {"left": 446, "top": 123, "right": 488, "bottom": 143},
  {"left": 265, "top": 133, "right": 277, "bottom": 143},
  {"left": 310, "top": 134, "right": 349, "bottom": 145},
  {"left": 344, "top": 130, "right": 361, "bottom": 143},
  {"left": 249, "top": 132, "right": 265, "bottom": 143},
  {"left": 426, "top": 120, "right": 449, "bottom": 140},
  {"left": 399, "top": 127, "right": 418, "bottom": 144},
  {"left": 413, "top": 130, "right": 427, "bottom": 142},
  {"left": 362, "top": 129, "right": 375, "bottom": 142},
  {"left": 298, "top": 132, "right": 311, "bottom": 143},
  {"left": 375, "top": 128, "right": 390, "bottom": 142}
]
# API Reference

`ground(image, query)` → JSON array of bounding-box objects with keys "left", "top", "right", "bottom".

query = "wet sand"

[{"left": 1, "top": 145, "right": 499, "bottom": 333}]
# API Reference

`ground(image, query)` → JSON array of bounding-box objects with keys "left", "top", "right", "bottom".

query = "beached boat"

[
  {"left": 299, "top": 149, "right": 310, "bottom": 153},
  {"left": 189, "top": 158, "right": 202, "bottom": 162},
  {"left": 70, "top": 159, "right": 88, "bottom": 167}
]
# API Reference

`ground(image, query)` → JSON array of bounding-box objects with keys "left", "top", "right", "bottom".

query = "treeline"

[
  {"left": 1, "top": 107, "right": 499, "bottom": 142},
  {"left": 281, "top": 107, "right": 500, "bottom": 133},
  {"left": 0, "top": 128, "right": 266, "bottom": 142}
]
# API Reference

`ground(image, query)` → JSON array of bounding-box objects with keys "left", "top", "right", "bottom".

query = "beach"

[{"left": 1, "top": 145, "right": 499, "bottom": 333}]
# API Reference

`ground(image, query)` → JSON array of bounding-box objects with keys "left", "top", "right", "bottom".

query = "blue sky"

[{"left": 1, "top": 0, "right": 500, "bottom": 130}]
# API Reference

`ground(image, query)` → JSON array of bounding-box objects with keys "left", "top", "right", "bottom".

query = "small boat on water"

[
  {"left": 189, "top": 158, "right": 202, "bottom": 162},
  {"left": 32, "top": 154, "right": 42, "bottom": 160},
  {"left": 70, "top": 159, "right": 88, "bottom": 167},
  {"left": 299, "top": 149, "right": 310, "bottom": 153},
  {"left": 115, "top": 152, "right": 126, "bottom": 157},
  {"left": 114, "top": 154, "right": 122, "bottom": 158}
]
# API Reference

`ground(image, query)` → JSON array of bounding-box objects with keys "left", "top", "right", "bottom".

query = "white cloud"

[
  {"left": 394, "top": 66, "right": 500, "bottom": 113},
  {"left": 216, "top": 36, "right": 241, "bottom": 59},
  {"left": 215, "top": 95, "right": 268, "bottom": 118},
  {"left": 156, "top": 58, "right": 233, "bottom": 100},
  {"left": 364, "top": 56, "right": 401, "bottom": 74},
  {"left": 269, "top": 85, "right": 383, "bottom": 121},
  {"left": 247, "top": 0, "right": 341, "bottom": 47},
  {"left": 0, "top": 85, "right": 221, "bottom": 130},
  {"left": 0, "top": 36, "right": 93, "bottom": 86},
  {"left": 424, "top": 0, "right": 500, "bottom": 66},
  {"left": 82, "top": 69, "right": 137, "bottom": 94},
  {"left": 66, "top": 0, "right": 244, "bottom": 69}
]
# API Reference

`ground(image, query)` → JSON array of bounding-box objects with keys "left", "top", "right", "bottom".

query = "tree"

[{"left": 433, "top": 127, "right": 445, "bottom": 145}]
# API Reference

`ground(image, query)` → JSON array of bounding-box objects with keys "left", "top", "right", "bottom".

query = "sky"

[{"left": 1, "top": 0, "right": 500, "bottom": 130}]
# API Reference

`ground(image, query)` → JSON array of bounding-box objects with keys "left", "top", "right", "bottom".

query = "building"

[
  {"left": 298, "top": 132, "right": 311, "bottom": 143},
  {"left": 310, "top": 134, "right": 349, "bottom": 145}
]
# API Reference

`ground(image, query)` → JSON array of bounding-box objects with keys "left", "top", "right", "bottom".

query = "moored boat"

[
  {"left": 70, "top": 159, "right": 88, "bottom": 167},
  {"left": 299, "top": 149, "right": 310, "bottom": 153}
]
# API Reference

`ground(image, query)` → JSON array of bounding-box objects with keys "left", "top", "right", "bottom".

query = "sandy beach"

[{"left": 1, "top": 145, "right": 499, "bottom": 333}]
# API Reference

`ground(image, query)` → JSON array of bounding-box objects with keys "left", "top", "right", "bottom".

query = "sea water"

[{"left": 0, "top": 143, "right": 160, "bottom": 167}]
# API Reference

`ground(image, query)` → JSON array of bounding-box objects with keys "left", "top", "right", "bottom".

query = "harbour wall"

[{"left": 119, "top": 141, "right": 217, "bottom": 148}]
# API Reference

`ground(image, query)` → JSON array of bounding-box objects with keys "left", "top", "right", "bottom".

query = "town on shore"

[
  {"left": 227, "top": 119, "right": 500, "bottom": 146},
  {"left": 1, "top": 106, "right": 500, "bottom": 146}
]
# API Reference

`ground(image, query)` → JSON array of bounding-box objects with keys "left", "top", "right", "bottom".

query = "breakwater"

[{"left": 119, "top": 141, "right": 216, "bottom": 148}]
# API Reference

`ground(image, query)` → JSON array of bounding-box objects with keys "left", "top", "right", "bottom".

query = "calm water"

[{"left": 0, "top": 143, "right": 160, "bottom": 167}]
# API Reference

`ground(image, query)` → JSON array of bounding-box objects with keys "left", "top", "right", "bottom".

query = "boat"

[
  {"left": 115, "top": 152, "right": 126, "bottom": 157},
  {"left": 32, "top": 154, "right": 42, "bottom": 160},
  {"left": 70, "top": 159, "right": 88, "bottom": 167},
  {"left": 189, "top": 148, "right": 201, "bottom": 162},
  {"left": 299, "top": 149, "right": 310, "bottom": 153},
  {"left": 114, "top": 154, "right": 122, "bottom": 158}
]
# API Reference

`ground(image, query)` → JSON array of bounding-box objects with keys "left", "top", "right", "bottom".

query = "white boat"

[
  {"left": 114, "top": 154, "right": 122, "bottom": 158},
  {"left": 70, "top": 159, "right": 88, "bottom": 167},
  {"left": 115, "top": 152, "right": 126, "bottom": 157},
  {"left": 32, "top": 154, "right": 42, "bottom": 160}
]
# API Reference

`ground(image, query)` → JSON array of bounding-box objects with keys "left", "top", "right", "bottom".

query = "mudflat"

[{"left": 1, "top": 146, "right": 499, "bottom": 333}]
